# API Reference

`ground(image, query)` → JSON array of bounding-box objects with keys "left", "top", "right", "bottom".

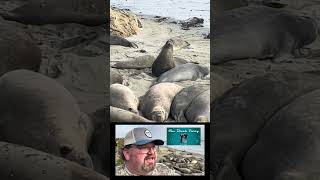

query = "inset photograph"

[
  {"left": 115, "top": 124, "right": 206, "bottom": 176},
  {"left": 110, "top": 0, "right": 210, "bottom": 123}
]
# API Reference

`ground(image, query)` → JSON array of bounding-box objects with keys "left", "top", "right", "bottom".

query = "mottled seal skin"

[
  {"left": 170, "top": 84, "right": 209, "bottom": 122},
  {"left": 0, "top": 17, "right": 41, "bottom": 76},
  {"left": 168, "top": 37, "right": 190, "bottom": 51},
  {"left": 109, "top": 35, "right": 138, "bottom": 48},
  {"left": 140, "top": 83, "right": 183, "bottom": 122},
  {"left": 212, "top": 6, "right": 319, "bottom": 65},
  {"left": 110, "top": 68, "right": 123, "bottom": 84},
  {"left": 0, "top": 70, "right": 93, "bottom": 168},
  {"left": 110, "top": 84, "right": 139, "bottom": 114},
  {"left": 185, "top": 90, "right": 210, "bottom": 122},
  {"left": 211, "top": 72, "right": 320, "bottom": 179},
  {"left": 156, "top": 64, "right": 210, "bottom": 84},
  {"left": 241, "top": 89, "right": 320, "bottom": 180},
  {"left": 110, "top": 106, "right": 153, "bottom": 123},
  {"left": 0, "top": 0, "right": 107, "bottom": 26},
  {"left": 0, "top": 141, "right": 109, "bottom": 180},
  {"left": 152, "top": 40, "right": 176, "bottom": 77}
]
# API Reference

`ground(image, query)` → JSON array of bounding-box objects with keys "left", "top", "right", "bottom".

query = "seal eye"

[
  {"left": 60, "top": 146, "right": 72, "bottom": 157},
  {"left": 128, "top": 108, "right": 133, "bottom": 112}
]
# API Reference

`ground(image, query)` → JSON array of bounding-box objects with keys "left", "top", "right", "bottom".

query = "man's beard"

[{"left": 141, "top": 156, "right": 156, "bottom": 173}]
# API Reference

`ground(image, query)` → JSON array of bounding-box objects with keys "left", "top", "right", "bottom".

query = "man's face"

[{"left": 124, "top": 143, "right": 157, "bottom": 175}]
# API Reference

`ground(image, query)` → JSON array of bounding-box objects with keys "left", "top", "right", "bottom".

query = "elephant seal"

[
  {"left": 211, "top": 71, "right": 320, "bottom": 179},
  {"left": 110, "top": 84, "right": 139, "bottom": 114},
  {"left": 110, "top": 106, "right": 153, "bottom": 122},
  {"left": 0, "top": 0, "right": 107, "bottom": 26},
  {"left": 0, "top": 141, "right": 109, "bottom": 180},
  {"left": 213, "top": 0, "right": 248, "bottom": 15},
  {"left": 168, "top": 37, "right": 190, "bottom": 51},
  {"left": 241, "top": 89, "right": 320, "bottom": 180},
  {"left": 88, "top": 108, "right": 109, "bottom": 176},
  {"left": 109, "top": 35, "right": 138, "bottom": 48},
  {"left": 156, "top": 64, "right": 210, "bottom": 84},
  {"left": 111, "top": 55, "right": 193, "bottom": 70},
  {"left": 0, "top": 70, "right": 93, "bottom": 168},
  {"left": 140, "top": 83, "right": 183, "bottom": 122},
  {"left": 0, "top": 17, "right": 41, "bottom": 76},
  {"left": 185, "top": 90, "right": 210, "bottom": 122},
  {"left": 212, "top": 72, "right": 233, "bottom": 104},
  {"left": 152, "top": 40, "right": 176, "bottom": 77},
  {"left": 110, "top": 68, "right": 123, "bottom": 84},
  {"left": 212, "top": 6, "right": 319, "bottom": 64},
  {"left": 170, "top": 84, "right": 209, "bottom": 122}
]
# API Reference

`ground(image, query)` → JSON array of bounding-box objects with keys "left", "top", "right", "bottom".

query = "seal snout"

[{"left": 151, "top": 106, "right": 167, "bottom": 122}]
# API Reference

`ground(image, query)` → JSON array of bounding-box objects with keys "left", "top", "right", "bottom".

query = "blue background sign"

[{"left": 167, "top": 128, "right": 201, "bottom": 145}]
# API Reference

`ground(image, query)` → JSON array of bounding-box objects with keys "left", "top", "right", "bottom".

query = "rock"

[
  {"left": 178, "top": 168, "right": 192, "bottom": 174},
  {"left": 110, "top": 8, "right": 141, "bottom": 38}
]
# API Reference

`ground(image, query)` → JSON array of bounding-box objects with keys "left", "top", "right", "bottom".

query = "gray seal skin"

[
  {"left": 185, "top": 90, "right": 210, "bottom": 122},
  {"left": 0, "top": 0, "right": 107, "bottom": 26},
  {"left": 213, "top": 0, "right": 248, "bottom": 16},
  {"left": 156, "top": 64, "right": 210, "bottom": 83},
  {"left": 110, "top": 84, "right": 139, "bottom": 114},
  {"left": 211, "top": 72, "right": 320, "bottom": 179},
  {"left": 0, "top": 141, "right": 109, "bottom": 180},
  {"left": 110, "top": 106, "right": 153, "bottom": 123},
  {"left": 212, "top": 5, "right": 319, "bottom": 65},
  {"left": 139, "top": 83, "right": 183, "bottom": 122},
  {"left": 152, "top": 40, "right": 176, "bottom": 77},
  {"left": 110, "top": 68, "right": 123, "bottom": 84},
  {"left": 0, "top": 17, "right": 41, "bottom": 76},
  {"left": 241, "top": 89, "right": 320, "bottom": 180},
  {"left": 170, "top": 84, "right": 209, "bottom": 122},
  {"left": 0, "top": 70, "right": 93, "bottom": 168},
  {"left": 109, "top": 35, "right": 138, "bottom": 48}
]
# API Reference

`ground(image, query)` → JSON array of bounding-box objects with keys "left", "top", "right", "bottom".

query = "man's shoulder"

[
  {"left": 116, "top": 164, "right": 130, "bottom": 176},
  {"left": 154, "top": 163, "right": 180, "bottom": 176}
]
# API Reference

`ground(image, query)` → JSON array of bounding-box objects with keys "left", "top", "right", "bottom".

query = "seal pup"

[
  {"left": 171, "top": 85, "right": 209, "bottom": 122},
  {"left": 185, "top": 90, "right": 210, "bottom": 122},
  {"left": 0, "top": 0, "right": 107, "bottom": 26},
  {"left": 156, "top": 64, "right": 210, "bottom": 84},
  {"left": 0, "top": 70, "right": 93, "bottom": 168},
  {"left": 110, "top": 84, "right": 139, "bottom": 114},
  {"left": 212, "top": 6, "right": 319, "bottom": 64},
  {"left": 139, "top": 83, "right": 183, "bottom": 122},
  {"left": 152, "top": 40, "right": 176, "bottom": 77},
  {"left": 0, "top": 141, "right": 109, "bottom": 180}
]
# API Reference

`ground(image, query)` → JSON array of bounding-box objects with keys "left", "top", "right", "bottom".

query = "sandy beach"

[{"left": 111, "top": 12, "right": 210, "bottom": 99}]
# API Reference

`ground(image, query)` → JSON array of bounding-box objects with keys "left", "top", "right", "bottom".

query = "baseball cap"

[{"left": 124, "top": 127, "right": 164, "bottom": 146}]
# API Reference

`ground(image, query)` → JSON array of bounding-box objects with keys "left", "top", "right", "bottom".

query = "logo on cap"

[{"left": 144, "top": 129, "right": 152, "bottom": 138}]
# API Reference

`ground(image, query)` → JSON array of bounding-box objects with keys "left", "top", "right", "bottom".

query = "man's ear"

[{"left": 123, "top": 149, "right": 130, "bottom": 161}]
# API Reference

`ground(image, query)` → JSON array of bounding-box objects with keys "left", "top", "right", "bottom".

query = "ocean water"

[
  {"left": 110, "top": 0, "right": 210, "bottom": 28},
  {"left": 163, "top": 140, "right": 205, "bottom": 155}
]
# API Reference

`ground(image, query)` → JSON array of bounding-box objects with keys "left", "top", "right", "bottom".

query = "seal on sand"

[
  {"left": 185, "top": 90, "right": 210, "bottom": 122},
  {"left": 156, "top": 64, "right": 210, "bottom": 84},
  {"left": 0, "top": 141, "right": 109, "bottom": 180},
  {"left": 212, "top": 6, "right": 319, "bottom": 64},
  {"left": 110, "top": 84, "right": 139, "bottom": 114},
  {"left": 0, "top": 0, "right": 107, "bottom": 26},
  {"left": 139, "top": 83, "right": 183, "bottom": 122},
  {"left": 0, "top": 70, "right": 93, "bottom": 168},
  {"left": 109, "top": 35, "right": 138, "bottom": 48},
  {"left": 171, "top": 84, "right": 209, "bottom": 122},
  {"left": 152, "top": 40, "right": 176, "bottom": 77}
]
